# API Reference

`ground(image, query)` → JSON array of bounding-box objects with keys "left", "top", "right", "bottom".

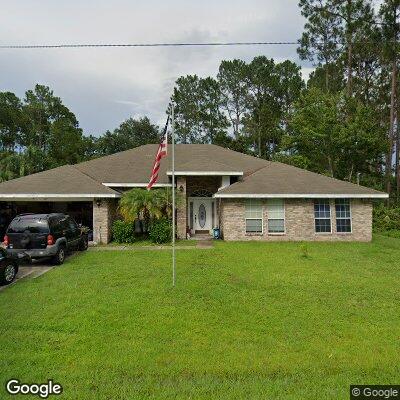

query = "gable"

[
  {"left": 0, "top": 165, "right": 120, "bottom": 198},
  {"left": 215, "top": 163, "right": 387, "bottom": 198},
  {"left": 75, "top": 144, "right": 268, "bottom": 184}
]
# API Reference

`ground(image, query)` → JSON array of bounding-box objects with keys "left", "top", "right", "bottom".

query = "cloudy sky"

[{"left": 0, "top": 0, "right": 310, "bottom": 136}]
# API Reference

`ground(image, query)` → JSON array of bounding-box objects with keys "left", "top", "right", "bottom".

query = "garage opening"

[{"left": 0, "top": 201, "right": 93, "bottom": 239}]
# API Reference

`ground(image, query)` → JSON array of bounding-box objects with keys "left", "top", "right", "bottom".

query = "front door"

[{"left": 191, "top": 198, "right": 215, "bottom": 233}]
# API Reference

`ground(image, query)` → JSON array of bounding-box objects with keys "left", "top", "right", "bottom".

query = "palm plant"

[
  {"left": 119, "top": 189, "right": 159, "bottom": 232},
  {"left": 153, "top": 189, "right": 181, "bottom": 219},
  {"left": 118, "top": 188, "right": 181, "bottom": 232}
]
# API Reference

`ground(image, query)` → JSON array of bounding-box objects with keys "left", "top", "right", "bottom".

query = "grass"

[
  {"left": 375, "top": 229, "right": 400, "bottom": 239},
  {"left": 100, "top": 239, "right": 197, "bottom": 247},
  {"left": 1, "top": 235, "right": 400, "bottom": 399}
]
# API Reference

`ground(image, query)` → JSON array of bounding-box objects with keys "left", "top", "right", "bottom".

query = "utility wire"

[
  {"left": 0, "top": 41, "right": 298, "bottom": 49},
  {"left": 0, "top": 40, "right": 395, "bottom": 50}
]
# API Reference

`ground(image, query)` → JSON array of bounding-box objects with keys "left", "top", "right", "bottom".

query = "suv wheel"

[
  {"left": 79, "top": 237, "right": 88, "bottom": 251},
  {"left": 1, "top": 263, "right": 17, "bottom": 285},
  {"left": 52, "top": 246, "right": 66, "bottom": 265}
]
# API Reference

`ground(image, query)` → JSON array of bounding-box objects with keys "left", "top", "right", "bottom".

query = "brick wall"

[
  {"left": 177, "top": 177, "right": 187, "bottom": 239},
  {"left": 220, "top": 198, "right": 372, "bottom": 242},
  {"left": 93, "top": 199, "right": 118, "bottom": 244}
]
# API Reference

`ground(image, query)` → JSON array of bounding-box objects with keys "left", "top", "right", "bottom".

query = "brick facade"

[
  {"left": 220, "top": 198, "right": 372, "bottom": 242},
  {"left": 176, "top": 177, "right": 187, "bottom": 239},
  {"left": 101, "top": 186, "right": 373, "bottom": 243},
  {"left": 93, "top": 199, "right": 118, "bottom": 244}
]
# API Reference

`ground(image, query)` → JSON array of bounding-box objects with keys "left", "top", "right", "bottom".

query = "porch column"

[
  {"left": 93, "top": 199, "right": 117, "bottom": 244},
  {"left": 176, "top": 177, "right": 187, "bottom": 239}
]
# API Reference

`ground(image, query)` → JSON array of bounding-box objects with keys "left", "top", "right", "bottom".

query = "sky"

[{"left": 0, "top": 0, "right": 311, "bottom": 136}]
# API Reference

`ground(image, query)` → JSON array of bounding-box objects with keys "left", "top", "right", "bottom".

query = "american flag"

[{"left": 147, "top": 116, "right": 170, "bottom": 190}]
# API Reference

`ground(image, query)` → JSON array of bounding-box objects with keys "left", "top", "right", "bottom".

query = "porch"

[{"left": 176, "top": 176, "right": 225, "bottom": 239}]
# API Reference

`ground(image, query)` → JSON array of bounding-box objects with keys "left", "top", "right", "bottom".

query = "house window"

[
  {"left": 267, "top": 199, "right": 285, "bottom": 233},
  {"left": 335, "top": 199, "right": 352, "bottom": 233},
  {"left": 314, "top": 199, "right": 331, "bottom": 233},
  {"left": 245, "top": 200, "right": 263, "bottom": 233}
]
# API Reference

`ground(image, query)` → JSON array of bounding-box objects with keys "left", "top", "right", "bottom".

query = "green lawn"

[
  {"left": 101, "top": 239, "right": 197, "bottom": 247},
  {"left": 1, "top": 236, "right": 399, "bottom": 399}
]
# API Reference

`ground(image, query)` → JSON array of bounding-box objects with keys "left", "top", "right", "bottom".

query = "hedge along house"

[{"left": 0, "top": 144, "right": 388, "bottom": 243}]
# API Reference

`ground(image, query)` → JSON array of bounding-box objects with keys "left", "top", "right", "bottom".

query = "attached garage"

[
  {"left": 0, "top": 165, "right": 120, "bottom": 243},
  {"left": 0, "top": 201, "right": 93, "bottom": 239}
]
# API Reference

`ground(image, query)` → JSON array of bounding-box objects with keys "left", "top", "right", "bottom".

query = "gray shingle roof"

[
  {"left": 215, "top": 163, "right": 387, "bottom": 198},
  {"left": 0, "top": 165, "right": 119, "bottom": 197},
  {"left": 0, "top": 144, "right": 388, "bottom": 198},
  {"left": 75, "top": 144, "right": 268, "bottom": 183}
]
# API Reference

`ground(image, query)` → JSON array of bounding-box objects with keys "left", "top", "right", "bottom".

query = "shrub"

[
  {"left": 112, "top": 220, "right": 136, "bottom": 243},
  {"left": 149, "top": 219, "right": 172, "bottom": 244},
  {"left": 373, "top": 204, "right": 400, "bottom": 232}
]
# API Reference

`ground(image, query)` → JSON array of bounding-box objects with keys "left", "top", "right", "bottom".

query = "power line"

[
  {"left": 0, "top": 40, "right": 395, "bottom": 50},
  {"left": 0, "top": 41, "right": 298, "bottom": 49}
]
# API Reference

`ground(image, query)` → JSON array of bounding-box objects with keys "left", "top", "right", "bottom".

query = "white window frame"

[
  {"left": 267, "top": 199, "right": 286, "bottom": 235},
  {"left": 335, "top": 199, "right": 352, "bottom": 234},
  {"left": 245, "top": 199, "right": 263, "bottom": 234},
  {"left": 314, "top": 199, "right": 332, "bottom": 234}
]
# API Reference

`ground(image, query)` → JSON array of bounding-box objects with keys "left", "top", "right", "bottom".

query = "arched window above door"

[{"left": 190, "top": 188, "right": 213, "bottom": 197}]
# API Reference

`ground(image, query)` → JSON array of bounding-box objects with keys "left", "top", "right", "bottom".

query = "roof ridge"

[
  {"left": 74, "top": 144, "right": 156, "bottom": 169},
  {"left": 216, "top": 160, "right": 387, "bottom": 196},
  {"left": 0, "top": 164, "right": 73, "bottom": 186},
  {"left": 177, "top": 158, "right": 240, "bottom": 170},
  {"left": 242, "top": 164, "right": 270, "bottom": 178},
  {"left": 221, "top": 164, "right": 270, "bottom": 192},
  {"left": 71, "top": 165, "right": 119, "bottom": 194},
  {"left": 207, "top": 144, "right": 270, "bottom": 163},
  {"left": 271, "top": 161, "right": 382, "bottom": 192}
]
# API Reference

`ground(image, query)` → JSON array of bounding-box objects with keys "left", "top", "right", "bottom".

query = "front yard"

[{"left": 0, "top": 236, "right": 399, "bottom": 399}]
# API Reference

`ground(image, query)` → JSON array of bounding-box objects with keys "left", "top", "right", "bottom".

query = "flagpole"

[{"left": 171, "top": 103, "right": 176, "bottom": 287}]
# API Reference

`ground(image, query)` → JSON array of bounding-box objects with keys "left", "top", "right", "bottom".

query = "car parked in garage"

[
  {"left": 0, "top": 247, "right": 19, "bottom": 285},
  {"left": 3, "top": 213, "right": 88, "bottom": 265}
]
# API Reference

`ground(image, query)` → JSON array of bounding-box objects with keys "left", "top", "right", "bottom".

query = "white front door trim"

[{"left": 188, "top": 197, "right": 217, "bottom": 233}]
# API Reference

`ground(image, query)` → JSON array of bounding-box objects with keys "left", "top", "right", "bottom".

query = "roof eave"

[
  {"left": 0, "top": 193, "right": 121, "bottom": 201},
  {"left": 102, "top": 183, "right": 171, "bottom": 188},
  {"left": 213, "top": 193, "right": 389, "bottom": 199},
  {"left": 166, "top": 171, "right": 243, "bottom": 176}
]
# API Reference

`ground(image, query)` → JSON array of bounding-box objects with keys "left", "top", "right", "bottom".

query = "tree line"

[
  {"left": 0, "top": 85, "right": 160, "bottom": 182},
  {"left": 0, "top": 0, "right": 398, "bottom": 200},
  {"left": 171, "top": 0, "right": 399, "bottom": 198}
]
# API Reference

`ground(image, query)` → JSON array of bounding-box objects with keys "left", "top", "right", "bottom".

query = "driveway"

[{"left": 0, "top": 260, "right": 55, "bottom": 291}]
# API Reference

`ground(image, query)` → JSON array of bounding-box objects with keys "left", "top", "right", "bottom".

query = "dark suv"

[
  {"left": 0, "top": 248, "right": 19, "bottom": 285},
  {"left": 3, "top": 213, "right": 88, "bottom": 265}
]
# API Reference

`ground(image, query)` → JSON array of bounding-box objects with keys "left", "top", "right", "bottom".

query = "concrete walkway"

[
  {"left": 90, "top": 240, "right": 215, "bottom": 251},
  {"left": 196, "top": 240, "right": 214, "bottom": 249}
]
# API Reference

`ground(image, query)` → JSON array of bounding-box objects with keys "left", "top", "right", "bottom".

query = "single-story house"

[{"left": 0, "top": 144, "right": 388, "bottom": 243}]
